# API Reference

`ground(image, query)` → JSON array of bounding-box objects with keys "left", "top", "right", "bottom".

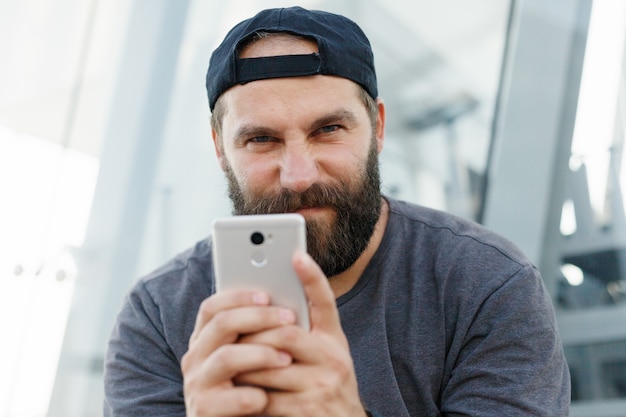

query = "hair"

[{"left": 210, "top": 31, "right": 379, "bottom": 141}]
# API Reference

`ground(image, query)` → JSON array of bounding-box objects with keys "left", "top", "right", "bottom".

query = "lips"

[{"left": 295, "top": 206, "right": 330, "bottom": 215}]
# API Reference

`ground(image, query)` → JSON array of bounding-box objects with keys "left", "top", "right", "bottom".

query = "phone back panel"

[{"left": 212, "top": 213, "right": 309, "bottom": 330}]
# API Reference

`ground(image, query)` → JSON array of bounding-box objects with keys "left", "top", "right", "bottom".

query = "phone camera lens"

[{"left": 250, "top": 231, "right": 264, "bottom": 245}]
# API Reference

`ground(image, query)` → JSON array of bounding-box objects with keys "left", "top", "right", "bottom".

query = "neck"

[{"left": 328, "top": 198, "right": 389, "bottom": 298}]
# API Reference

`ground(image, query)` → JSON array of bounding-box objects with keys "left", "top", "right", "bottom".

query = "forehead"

[
  {"left": 222, "top": 74, "right": 363, "bottom": 121},
  {"left": 238, "top": 33, "right": 319, "bottom": 59}
]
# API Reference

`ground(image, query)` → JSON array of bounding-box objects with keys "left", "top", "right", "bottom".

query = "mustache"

[{"left": 241, "top": 182, "right": 350, "bottom": 214}]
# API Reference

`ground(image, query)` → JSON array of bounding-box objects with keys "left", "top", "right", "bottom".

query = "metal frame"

[
  {"left": 485, "top": 0, "right": 626, "bottom": 415},
  {"left": 47, "top": 1, "right": 191, "bottom": 415}
]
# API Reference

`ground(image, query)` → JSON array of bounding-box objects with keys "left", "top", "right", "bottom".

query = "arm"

[
  {"left": 441, "top": 265, "right": 570, "bottom": 416},
  {"left": 103, "top": 282, "right": 186, "bottom": 417}
]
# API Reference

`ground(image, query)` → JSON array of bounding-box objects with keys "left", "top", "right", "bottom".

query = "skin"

[{"left": 181, "top": 35, "right": 389, "bottom": 417}]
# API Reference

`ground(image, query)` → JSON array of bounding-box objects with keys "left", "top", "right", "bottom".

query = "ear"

[
  {"left": 374, "top": 98, "right": 386, "bottom": 153},
  {"left": 211, "top": 128, "right": 226, "bottom": 171}
]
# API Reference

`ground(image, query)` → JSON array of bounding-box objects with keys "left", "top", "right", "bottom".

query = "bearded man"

[{"left": 104, "top": 7, "right": 570, "bottom": 417}]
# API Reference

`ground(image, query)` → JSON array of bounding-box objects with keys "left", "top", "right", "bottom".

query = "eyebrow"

[
  {"left": 232, "top": 108, "right": 359, "bottom": 144},
  {"left": 309, "top": 109, "right": 358, "bottom": 131}
]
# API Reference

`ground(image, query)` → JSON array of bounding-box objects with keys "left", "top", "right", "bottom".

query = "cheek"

[
  {"left": 324, "top": 147, "right": 369, "bottom": 182},
  {"left": 229, "top": 155, "right": 279, "bottom": 193}
]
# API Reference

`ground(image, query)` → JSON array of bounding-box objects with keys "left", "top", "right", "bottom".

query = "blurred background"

[{"left": 0, "top": 0, "right": 625, "bottom": 416}]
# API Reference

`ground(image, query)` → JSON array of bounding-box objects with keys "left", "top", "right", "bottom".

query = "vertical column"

[
  {"left": 47, "top": 0, "right": 191, "bottom": 416},
  {"left": 483, "top": 0, "right": 591, "bottom": 295}
]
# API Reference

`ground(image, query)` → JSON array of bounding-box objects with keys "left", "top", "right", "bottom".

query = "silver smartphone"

[{"left": 212, "top": 213, "right": 310, "bottom": 330}]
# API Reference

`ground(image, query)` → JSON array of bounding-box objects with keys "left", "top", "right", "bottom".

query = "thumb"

[{"left": 292, "top": 251, "right": 343, "bottom": 335}]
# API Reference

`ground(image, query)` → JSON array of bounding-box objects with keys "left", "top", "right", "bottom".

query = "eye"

[
  {"left": 317, "top": 125, "right": 340, "bottom": 134},
  {"left": 248, "top": 136, "right": 274, "bottom": 143},
  {"left": 243, "top": 135, "right": 280, "bottom": 151}
]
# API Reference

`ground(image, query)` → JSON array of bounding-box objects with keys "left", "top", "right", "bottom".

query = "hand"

[
  {"left": 181, "top": 288, "right": 297, "bottom": 417},
  {"left": 235, "top": 251, "right": 368, "bottom": 417}
]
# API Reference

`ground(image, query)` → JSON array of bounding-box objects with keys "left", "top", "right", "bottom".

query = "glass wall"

[
  {"left": 555, "top": 1, "right": 626, "bottom": 413},
  {"left": 0, "top": 0, "right": 130, "bottom": 415},
  {"left": 483, "top": 1, "right": 626, "bottom": 415}
]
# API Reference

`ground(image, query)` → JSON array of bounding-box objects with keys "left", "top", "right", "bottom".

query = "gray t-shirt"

[{"left": 104, "top": 198, "right": 570, "bottom": 416}]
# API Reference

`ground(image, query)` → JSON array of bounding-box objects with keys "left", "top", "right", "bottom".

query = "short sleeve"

[
  {"left": 103, "top": 281, "right": 186, "bottom": 417},
  {"left": 441, "top": 265, "right": 570, "bottom": 416}
]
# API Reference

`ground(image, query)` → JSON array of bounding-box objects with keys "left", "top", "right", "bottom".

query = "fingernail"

[
  {"left": 279, "top": 308, "right": 296, "bottom": 324},
  {"left": 252, "top": 292, "right": 269, "bottom": 305},
  {"left": 278, "top": 351, "right": 292, "bottom": 365}
]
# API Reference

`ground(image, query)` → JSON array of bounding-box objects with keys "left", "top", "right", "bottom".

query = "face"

[{"left": 213, "top": 37, "right": 386, "bottom": 277}]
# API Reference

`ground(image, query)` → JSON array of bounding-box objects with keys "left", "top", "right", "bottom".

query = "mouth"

[{"left": 295, "top": 206, "right": 331, "bottom": 217}]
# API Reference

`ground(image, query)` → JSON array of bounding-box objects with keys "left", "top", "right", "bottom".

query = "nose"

[{"left": 279, "top": 142, "right": 319, "bottom": 193}]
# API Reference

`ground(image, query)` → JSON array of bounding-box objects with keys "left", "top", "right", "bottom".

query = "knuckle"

[
  {"left": 198, "top": 298, "right": 216, "bottom": 321},
  {"left": 334, "top": 356, "right": 352, "bottom": 380},
  {"left": 180, "top": 351, "right": 194, "bottom": 373},
  {"left": 316, "top": 371, "right": 338, "bottom": 394},
  {"left": 334, "top": 364, "right": 354, "bottom": 391},
  {"left": 236, "top": 390, "right": 266, "bottom": 414},
  {"left": 182, "top": 364, "right": 201, "bottom": 394},
  {"left": 211, "top": 345, "right": 236, "bottom": 372},
  {"left": 277, "top": 324, "right": 300, "bottom": 343},
  {"left": 315, "top": 355, "right": 352, "bottom": 396},
  {"left": 211, "top": 310, "right": 232, "bottom": 332},
  {"left": 185, "top": 391, "right": 214, "bottom": 417}
]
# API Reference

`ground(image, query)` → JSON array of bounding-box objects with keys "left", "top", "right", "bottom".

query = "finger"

[
  {"left": 238, "top": 325, "right": 324, "bottom": 364},
  {"left": 292, "top": 251, "right": 343, "bottom": 335},
  {"left": 182, "top": 344, "right": 291, "bottom": 416},
  {"left": 188, "top": 305, "right": 297, "bottom": 362},
  {"left": 189, "top": 290, "right": 270, "bottom": 345},
  {"left": 263, "top": 390, "right": 301, "bottom": 416},
  {"left": 198, "top": 343, "right": 293, "bottom": 386},
  {"left": 262, "top": 378, "right": 365, "bottom": 417},
  {"left": 185, "top": 384, "right": 268, "bottom": 417},
  {"left": 234, "top": 362, "right": 311, "bottom": 392}
]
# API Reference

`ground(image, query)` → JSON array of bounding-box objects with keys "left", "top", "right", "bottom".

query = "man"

[{"left": 104, "top": 6, "right": 570, "bottom": 417}]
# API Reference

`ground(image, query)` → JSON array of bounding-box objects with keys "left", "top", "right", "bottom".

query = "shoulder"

[
  {"left": 137, "top": 238, "right": 214, "bottom": 302},
  {"left": 386, "top": 197, "right": 531, "bottom": 268},
  {"left": 382, "top": 197, "right": 541, "bottom": 303},
  {"left": 112, "top": 238, "right": 215, "bottom": 362}
]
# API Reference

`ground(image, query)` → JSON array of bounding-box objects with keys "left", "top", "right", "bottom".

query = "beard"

[{"left": 223, "top": 140, "right": 382, "bottom": 278}]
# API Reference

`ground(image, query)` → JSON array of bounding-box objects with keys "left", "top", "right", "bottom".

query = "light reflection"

[
  {"left": 1, "top": 250, "right": 77, "bottom": 417},
  {"left": 0, "top": 126, "right": 96, "bottom": 416},
  {"left": 561, "top": 263, "right": 584, "bottom": 287},
  {"left": 560, "top": 199, "right": 577, "bottom": 236},
  {"left": 571, "top": 0, "right": 626, "bottom": 221}
]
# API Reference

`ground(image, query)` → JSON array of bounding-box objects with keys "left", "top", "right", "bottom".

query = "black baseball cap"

[{"left": 205, "top": 6, "right": 378, "bottom": 111}]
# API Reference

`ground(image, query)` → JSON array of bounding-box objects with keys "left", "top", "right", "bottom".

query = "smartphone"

[{"left": 212, "top": 213, "right": 310, "bottom": 330}]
